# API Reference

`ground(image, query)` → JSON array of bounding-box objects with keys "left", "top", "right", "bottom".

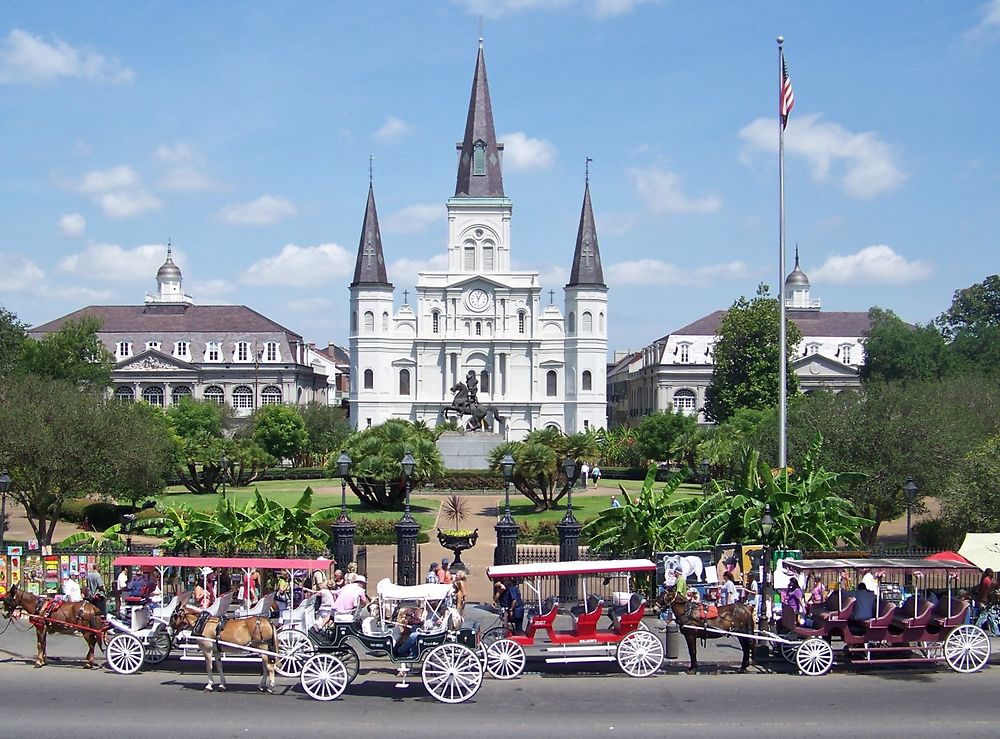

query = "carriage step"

[{"left": 544, "top": 655, "right": 616, "bottom": 664}]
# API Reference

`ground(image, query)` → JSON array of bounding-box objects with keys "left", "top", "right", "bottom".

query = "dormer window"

[
  {"left": 174, "top": 341, "right": 190, "bottom": 360},
  {"left": 265, "top": 341, "right": 279, "bottom": 362},
  {"left": 117, "top": 341, "right": 132, "bottom": 359},
  {"left": 678, "top": 343, "right": 690, "bottom": 363},
  {"left": 236, "top": 341, "right": 251, "bottom": 362},
  {"left": 473, "top": 139, "right": 487, "bottom": 176},
  {"left": 145, "top": 341, "right": 161, "bottom": 352},
  {"left": 205, "top": 341, "right": 221, "bottom": 362}
]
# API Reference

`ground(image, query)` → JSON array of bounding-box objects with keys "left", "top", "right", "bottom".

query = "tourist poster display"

[
  {"left": 0, "top": 555, "right": 7, "bottom": 596},
  {"left": 23, "top": 554, "right": 40, "bottom": 594},
  {"left": 43, "top": 555, "right": 60, "bottom": 593}
]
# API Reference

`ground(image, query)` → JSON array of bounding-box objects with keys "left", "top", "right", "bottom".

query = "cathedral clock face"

[{"left": 466, "top": 288, "right": 491, "bottom": 312}]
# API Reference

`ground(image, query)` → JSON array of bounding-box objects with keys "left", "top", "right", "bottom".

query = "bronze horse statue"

[
  {"left": 2, "top": 584, "right": 106, "bottom": 668},
  {"left": 665, "top": 591, "right": 755, "bottom": 674},
  {"left": 171, "top": 607, "right": 278, "bottom": 693},
  {"left": 443, "top": 380, "right": 505, "bottom": 432}
]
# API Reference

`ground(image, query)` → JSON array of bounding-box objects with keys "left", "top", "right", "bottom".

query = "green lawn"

[{"left": 160, "top": 480, "right": 440, "bottom": 531}]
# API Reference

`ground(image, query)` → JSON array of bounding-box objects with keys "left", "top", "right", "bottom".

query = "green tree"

[
  {"left": 339, "top": 419, "right": 444, "bottom": 510},
  {"left": 300, "top": 402, "right": 352, "bottom": 465},
  {"left": 17, "top": 315, "right": 114, "bottom": 389},
  {"left": 166, "top": 396, "right": 228, "bottom": 439},
  {"left": 704, "top": 285, "right": 802, "bottom": 423},
  {"left": 0, "top": 374, "right": 174, "bottom": 544},
  {"left": 634, "top": 410, "right": 696, "bottom": 465},
  {"left": 0, "top": 306, "right": 27, "bottom": 377},
  {"left": 860, "top": 307, "right": 950, "bottom": 383},
  {"left": 939, "top": 434, "right": 1000, "bottom": 534},
  {"left": 936, "top": 275, "right": 1000, "bottom": 377},
  {"left": 251, "top": 404, "right": 309, "bottom": 463}
]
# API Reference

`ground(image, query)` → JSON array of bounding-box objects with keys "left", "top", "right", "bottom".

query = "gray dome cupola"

[
  {"left": 784, "top": 246, "right": 819, "bottom": 311},
  {"left": 784, "top": 246, "right": 810, "bottom": 289},
  {"left": 146, "top": 243, "right": 193, "bottom": 306}
]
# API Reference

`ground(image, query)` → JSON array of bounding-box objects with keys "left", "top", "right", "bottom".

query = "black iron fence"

[{"left": 511, "top": 544, "right": 636, "bottom": 606}]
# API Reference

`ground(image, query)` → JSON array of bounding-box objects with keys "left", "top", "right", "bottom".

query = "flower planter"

[{"left": 436, "top": 528, "right": 479, "bottom": 573}]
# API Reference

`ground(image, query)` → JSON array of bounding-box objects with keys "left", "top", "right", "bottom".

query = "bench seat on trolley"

[
  {"left": 608, "top": 594, "right": 646, "bottom": 637},
  {"left": 548, "top": 597, "right": 604, "bottom": 643},
  {"left": 236, "top": 592, "right": 275, "bottom": 618},
  {"left": 927, "top": 598, "right": 969, "bottom": 632},
  {"left": 509, "top": 597, "right": 558, "bottom": 646},
  {"left": 845, "top": 600, "right": 896, "bottom": 641},
  {"left": 889, "top": 597, "right": 935, "bottom": 639},
  {"left": 812, "top": 593, "right": 855, "bottom": 623}
]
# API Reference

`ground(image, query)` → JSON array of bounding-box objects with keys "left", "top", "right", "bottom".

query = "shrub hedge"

[
  {"left": 315, "top": 517, "right": 430, "bottom": 545},
  {"left": 60, "top": 500, "right": 159, "bottom": 531},
  {"left": 424, "top": 469, "right": 503, "bottom": 491}
]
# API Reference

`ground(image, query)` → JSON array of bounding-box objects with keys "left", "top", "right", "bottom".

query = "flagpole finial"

[{"left": 777, "top": 35, "right": 784, "bottom": 45}]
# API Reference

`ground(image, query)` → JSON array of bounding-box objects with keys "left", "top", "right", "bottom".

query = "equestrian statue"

[{"left": 442, "top": 370, "right": 505, "bottom": 432}]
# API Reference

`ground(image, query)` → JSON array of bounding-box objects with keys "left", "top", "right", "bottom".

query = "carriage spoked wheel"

[
  {"left": 479, "top": 626, "right": 509, "bottom": 662},
  {"left": 944, "top": 624, "right": 991, "bottom": 673},
  {"left": 616, "top": 630, "right": 664, "bottom": 678},
  {"left": 484, "top": 638, "right": 526, "bottom": 680},
  {"left": 779, "top": 637, "right": 801, "bottom": 664},
  {"left": 276, "top": 628, "right": 314, "bottom": 677},
  {"left": 795, "top": 637, "right": 834, "bottom": 676},
  {"left": 143, "top": 629, "right": 172, "bottom": 665},
  {"left": 333, "top": 646, "right": 360, "bottom": 683},
  {"left": 299, "top": 653, "right": 348, "bottom": 701},
  {"left": 421, "top": 643, "right": 484, "bottom": 704},
  {"left": 106, "top": 633, "right": 145, "bottom": 675}
]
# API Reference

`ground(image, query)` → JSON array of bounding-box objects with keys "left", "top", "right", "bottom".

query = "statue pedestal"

[{"left": 436, "top": 432, "right": 504, "bottom": 470}]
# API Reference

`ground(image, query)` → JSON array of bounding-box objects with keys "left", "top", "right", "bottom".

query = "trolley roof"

[
  {"left": 782, "top": 558, "right": 980, "bottom": 574},
  {"left": 375, "top": 578, "right": 454, "bottom": 601},
  {"left": 112, "top": 555, "right": 333, "bottom": 571},
  {"left": 487, "top": 558, "right": 657, "bottom": 580}
]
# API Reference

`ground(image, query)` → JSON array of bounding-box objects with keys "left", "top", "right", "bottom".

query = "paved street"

[{"left": 2, "top": 621, "right": 999, "bottom": 738}]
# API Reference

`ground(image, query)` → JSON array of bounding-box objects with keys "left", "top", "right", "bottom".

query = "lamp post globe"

[{"left": 759, "top": 504, "right": 775, "bottom": 626}]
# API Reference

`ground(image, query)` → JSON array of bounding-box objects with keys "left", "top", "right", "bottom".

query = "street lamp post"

[
  {"left": 331, "top": 451, "right": 355, "bottom": 568},
  {"left": 122, "top": 513, "right": 137, "bottom": 555},
  {"left": 0, "top": 470, "right": 11, "bottom": 552},
  {"left": 395, "top": 452, "right": 419, "bottom": 585},
  {"left": 903, "top": 476, "right": 918, "bottom": 553},
  {"left": 557, "top": 457, "right": 581, "bottom": 603},
  {"left": 219, "top": 452, "right": 228, "bottom": 501},
  {"left": 759, "top": 504, "right": 774, "bottom": 626},
  {"left": 494, "top": 453, "right": 518, "bottom": 566},
  {"left": 699, "top": 458, "right": 710, "bottom": 496}
]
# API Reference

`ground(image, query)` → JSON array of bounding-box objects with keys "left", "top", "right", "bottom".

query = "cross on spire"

[
  {"left": 369, "top": 154, "right": 374, "bottom": 185},
  {"left": 549, "top": 289, "right": 554, "bottom": 305},
  {"left": 403, "top": 289, "right": 409, "bottom": 305},
  {"left": 585, "top": 157, "right": 592, "bottom": 185},
  {"left": 363, "top": 234, "right": 376, "bottom": 267},
  {"left": 581, "top": 237, "right": 593, "bottom": 267}
]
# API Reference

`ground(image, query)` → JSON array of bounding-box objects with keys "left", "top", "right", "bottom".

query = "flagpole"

[{"left": 777, "top": 35, "right": 788, "bottom": 476}]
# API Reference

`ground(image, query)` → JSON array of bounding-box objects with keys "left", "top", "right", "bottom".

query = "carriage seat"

[
  {"left": 150, "top": 594, "right": 182, "bottom": 624},
  {"left": 574, "top": 598, "right": 604, "bottom": 639},
  {"left": 570, "top": 594, "right": 602, "bottom": 618},
  {"left": 889, "top": 597, "right": 935, "bottom": 633},
  {"left": 237, "top": 592, "right": 275, "bottom": 618},
  {"left": 361, "top": 616, "right": 392, "bottom": 638},
  {"left": 780, "top": 604, "right": 827, "bottom": 637},
  {"left": 929, "top": 598, "right": 968, "bottom": 629},
  {"left": 523, "top": 598, "right": 559, "bottom": 641},
  {"left": 612, "top": 593, "right": 647, "bottom": 634},
  {"left": 206, "top": 591, "right": 233, "bottom": 618},
  {"left": 334, "top": 601, "right": 369, "bottom": 624},
  {"left": 847, "top": 599, "right": 896, "bottom": 637},
  {"left": 813, "top": 593, "right": 855, "bottom": 622}
]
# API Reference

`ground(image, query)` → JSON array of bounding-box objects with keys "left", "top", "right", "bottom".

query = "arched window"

[
  {"left": 599, "top": 312, "right": 605, "bottom": 332},
  {"left": 465, "top": 321, "right": 471, "bottom": 336},
  {"left": 546, "top": 370, "right": 557, "bottom": 397},
  {"left": 582, "top": 370, "right": 592, "bottom": 391},
  {"left": 582, "top": 312, "right": 593, "bottom": 333},
  {"left": 114, "top": 386, "right": 134, "bottom": 402},
  {"left": 679, "top": 343, "right": 691, "bottom": 363},
  {"left": 363, "top": 369, "right": 374, "bottom": 390},
  {"left": 432, "top": 311, "right": 440, "bottom": 334},
  {"left": 204, "top": 386, "right": 224, "bottom": 405},
  {"left": 264, "top": 341, "right": 279, "bottom": 362},
  {"left": 399, "top": 369, "right": 411, "bottom": 396},
  {"left": 205, "top": 341, "right": 221, "bottom": 362},
  {"left": 842, "top": 345, "right": 852, "bottom": 364},
  {"left": 145, "top": 340, "right": 161, "bottom": 352},
  {"left": 475, "top": 321, "right": 482, "bottom": 336},
  {"left": 171, "top": 386, "right": 192, "bottom": 405},
  {"left": 142, "top": 386, "right": 164, "bottom": 407},
  {"left": 567, "top": 312, "right": 576, "bottom": 334},
  {"left": 482, "top": 244, "right": 494, "bottom": 271},
  {"left": 464, "top": 245, "right": 476, "bottom": 271},
  {"left": 382, "top": 311, "right": 389, "bottom": 331},
  {"left": 232, "top": 385, "right": 254, "bottom": 410},
  {"left": 173, "top": 341, "right": 190, "bottom": 360},
  {"left": 262, "top": 386, "right": 282, "bottom": 405},
  {"left": 363, "top": 311, "right": 374, "bottom": 332},
  {"left": 352, "top": 311, "right": 358, "bottom": 332},
  {"left": 480, "top": 371, "right": 490, "bottom": 393},
  {"left": 672, "top": 389, "right": 697, "bottom": 416},
  {"left": 518, "top": 312, "right": 526, "bottom": 334}
]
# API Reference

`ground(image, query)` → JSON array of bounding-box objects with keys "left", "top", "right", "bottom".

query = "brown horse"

[
  {"left": 667, "top": 592, "right": 755, "bottom": 674},
  {"left": 1, "top": 584, "right": 106, "bottom": 669},
  {"left": 171, "top": 608, "right": 278, "bottom": 693}
]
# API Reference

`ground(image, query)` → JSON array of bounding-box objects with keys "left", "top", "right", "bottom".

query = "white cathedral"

[{"left": 348, "top": 44, "right": 608, "bottom": 440}]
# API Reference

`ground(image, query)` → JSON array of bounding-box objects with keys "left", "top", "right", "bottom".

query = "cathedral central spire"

[
  {"left": 454, "top": 44, "right": 504, "bottom": 198},
  {"left": 567, "top": 176, "right": 606, "bottom": 287},
  {"left": 351, "top": 184, "right": 391, "bottom": 287}
]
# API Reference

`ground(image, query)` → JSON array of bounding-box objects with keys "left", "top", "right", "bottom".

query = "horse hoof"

[
  {"left": 204, "top": 685, "right": 214, "bottom": 692},
  {"left": 84, "top": 663, "right": 94, "bottom": 670},
  {"left": 685, "top": 669, "right": 697, "bottom": 675},
  {"left": 737, "top": 668, "right": 747, "bottom": 674},
  {"left": 266, "top": 687, "right": 274, "bottom": 695},
  {"left": 217, "top": 686, "right": 226, "bottom": 692},
  {"left": 33, "top": 662, "right": 43, "bottom": 669}
]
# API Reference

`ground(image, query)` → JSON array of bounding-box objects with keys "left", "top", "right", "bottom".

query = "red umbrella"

[{"left": 924, "top": 551, "right": 973, "bottom": 564}]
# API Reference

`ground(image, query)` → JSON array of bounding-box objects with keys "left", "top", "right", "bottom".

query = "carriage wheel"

[
  {"left": 421, "top": 643, "right": 483, "bottom": 704},
  {"left": 780, "top": 637, "right": 800, "bottom": 664},
  {"left": 479, "top": 626, "right": 509, "bottom": 662},
  {"left": 334, "top": 646, "right": 360, "bottom": 684},
  {"left": 635, "top": 621, "right": 650, "bottom": 632},
  {"left": 795, "top": 637, "right": 834, "bottom": 676},
  {"left": 299, "top": 653, "right": 348, "bottom": 702},
  {"left": 106, "top": 633, "right": 145, "bottom": 675},
  {"left": 276, "top": 628, "right": 314, "bottom": 677},
  {"left": 143, "top": 629, "right": 172, "bottom": 665},
  {"left": 944, "top": 625, "right": 991, "bottom": 673},
  {"left": 616, "top": 630, "right": 664, "bottom": 678},
  {"left": 484, "top": 639, "right": 526, "bottom": 680}
]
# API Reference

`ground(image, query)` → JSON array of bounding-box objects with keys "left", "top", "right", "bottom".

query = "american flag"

[{"left": 780, "top": 51, "right": 795, "bottom": 129}]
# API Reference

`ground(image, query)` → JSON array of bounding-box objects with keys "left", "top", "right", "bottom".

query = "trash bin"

[{"left": 664, "top": 622, "right": 679, "bottom": 660}]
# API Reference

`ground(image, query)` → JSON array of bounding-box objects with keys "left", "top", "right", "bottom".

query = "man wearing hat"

[
  {"left": 333, "top": 574, "right": 368, "bottom": 618},
  {"left": 438, "top": 558, "right": 453, "bottom": 585}
]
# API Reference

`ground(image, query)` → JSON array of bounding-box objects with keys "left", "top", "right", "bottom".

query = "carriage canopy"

[{"left": 486, "top": 558, "right": 657, "bottom": 581}]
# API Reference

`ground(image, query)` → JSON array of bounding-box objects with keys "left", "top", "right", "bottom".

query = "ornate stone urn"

[{"left": 436, "top": 527, "right": 479, "bottom": 573}]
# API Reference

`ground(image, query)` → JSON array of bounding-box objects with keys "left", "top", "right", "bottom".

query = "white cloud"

[
  {"left": 58, "top": 242, "right": 177, "bottom": 281},
  {"left": 966, "top": 0, "right": 1000, "bottom": 38},
  {"left": 154, "top": 143, "right": 220, "bottom": 192},
  {"left": 383, "top": 204, "right": 443, "bottom": 234},
  {"left": 628, "top": 166, "right": 722, "bottom": 214},
  {"left": 287, "top": 297, "right": 333, "bottom": 313},
  {"left": 810, "top": 245, "right": 932, "bottom": 285},
  {"left": 537, "top": 264, "right": 570, "bottom": 291},
  {"left": 0, "top": 252, "right": 111, "bottom": 301},
  {"left": 74, "top": 165, "right": 162, "bottom": 219},
  {"left": 607, "top": 259, "right": 755, "bottom": 286},
  {"left": 591, "top": 0, "right": 658, "bottom": 18},
  {"left": 498, "top": 132, "right": 556, "bottom": 172},
  {"left": 452, "top": 0, "right": 655, "bottom": 18},
  {"left": 739, "top": 114, "right": 905, "bottom": 200},
  {"left": 186, "top": 279, "right": 235, "bottom": 305},
  {"left": 388, "top": 253, "right": 449, "bottom": 276},
  {"left": 0, "top": 29, "right": 133, "bottom": 85},
  {"left": 241, "top": 243, "right": 353, "bottom": 287},
  {"left": 218, "top": 195, "right": 297, "bottom": 226},
  {"left": 58, "top": 212, "right": 86, "bottom": 237},
  {"left": 373, "top": 116, "right": 412, "bottom": 143}
]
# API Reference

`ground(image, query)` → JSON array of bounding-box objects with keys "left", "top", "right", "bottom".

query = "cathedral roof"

[
  {"left": 454, "top": 43, "right": 505, "bottom": 198},
  {"left": 351, "top": 184, "right": 392, "bottom": 288},
  {"left": 566, "top": 181, "right": 606, "bottom": 288}
]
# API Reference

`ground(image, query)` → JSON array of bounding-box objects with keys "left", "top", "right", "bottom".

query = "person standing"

[
  {"left": 610, "top": 494, "right": 621, "bottom": 509},
  {"left": 426, "top": 562, "right": 440, "bottom": 584},
  {"left": 579, "top": 462, "right": 590, "bottom": 489},
  {"left": 115, "top": 567, "right": 128, "bottom": 614},
  {"left": 591, "top": 466, "right": 602, "bottom": 488},
  {"left": 499, "top": 578, "right": 525, "bottom": 634},
  {"left": 452, "top": 571, "right": 467, "bottom": 614},
  {"left": 438, "top": 559, "right": 453, "bottom": 585},
  {"left": 84, "top": 568, "right": 107, "bottom": 616},
  {"left": 719, "top": 571, "right": 739, "bottom": 607}
]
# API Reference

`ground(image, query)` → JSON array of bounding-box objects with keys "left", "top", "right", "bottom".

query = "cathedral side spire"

[
  {"left": 566, "top": 176, "right": 606, "bottom": 287},
  {"left": 351, "top": 184, "right": 392, "bottom": 287},
  {"left": 454, "top": 43, "right": 504, "bottom": 198}
]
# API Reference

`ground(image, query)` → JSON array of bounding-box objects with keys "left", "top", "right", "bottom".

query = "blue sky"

[{"left": 2, "top": 1, "right": 999, "bottom": 354}]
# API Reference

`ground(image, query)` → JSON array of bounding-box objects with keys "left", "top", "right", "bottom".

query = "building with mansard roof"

[
  {"left": 349, "top": 43, "right": 608, "bottom": 439},
  {"left": 29, "top": 249, "right": 330, "bottom": 416},
  {"left": 607, "top": 250, "right": 870, "bottom": 428}
]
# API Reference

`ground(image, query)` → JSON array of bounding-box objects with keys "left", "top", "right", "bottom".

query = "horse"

[
  {"left": 1, "top": 583, "right": 106, "bottom": 669},
  {"left": 666, "top": 591, "right": 755, "bottom": 674},
  {"left": 443, "top": 382, "right": 505, "bottom": 431},
  {"left": 171, "top": 608, "right": 278, "bottom": 693}
]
